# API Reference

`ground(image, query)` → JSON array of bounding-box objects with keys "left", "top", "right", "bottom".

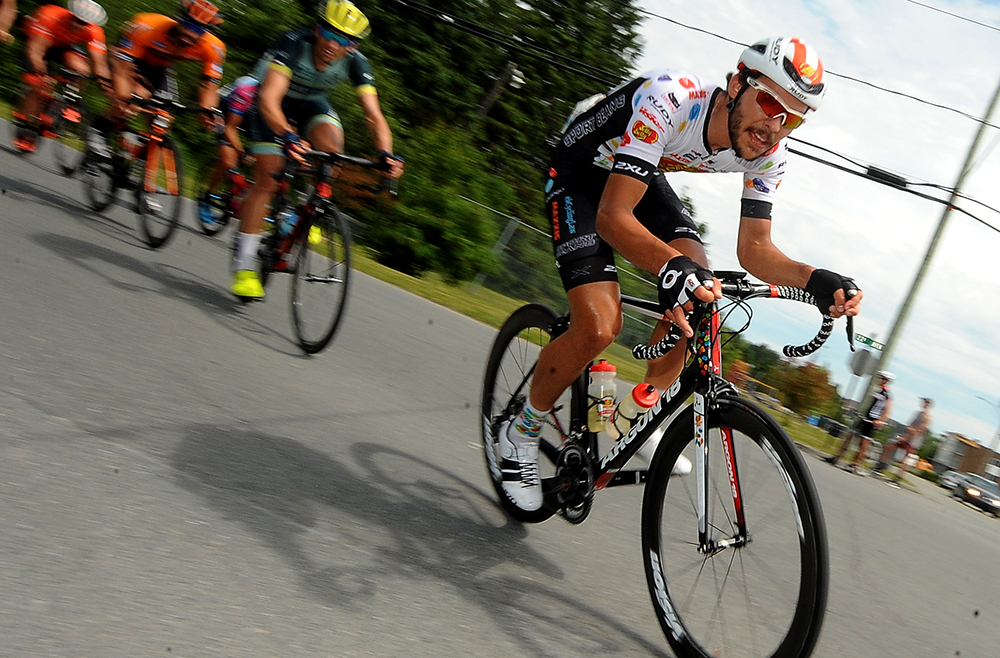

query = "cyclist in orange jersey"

[
  {"left": 0, "top": 0, "right": 16, "bottom": 43},
  {"left": 95, "top": 0, "right": 224, "bottom": 151},
  {"left": 13, "top": 1, "right": 112, "bottom": 151}
]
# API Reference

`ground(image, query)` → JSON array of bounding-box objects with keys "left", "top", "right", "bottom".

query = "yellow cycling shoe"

[
  {"left": 232, "top": 269, "right": 265, "bottom": 300},
  {"left": 308, "top": 224, "right": 323, "bottom": 245}
]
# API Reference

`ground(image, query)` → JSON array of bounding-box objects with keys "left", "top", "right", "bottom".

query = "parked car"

[
  {"left": 940, "top": 470, "right": 971, "bottom": 490},
  {"left": 953, "top": 474, "right": 1000, "bottom": 517}
]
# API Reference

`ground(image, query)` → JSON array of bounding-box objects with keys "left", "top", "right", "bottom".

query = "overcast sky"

[{"left": 632, "top": 0, "right": 1000, "bottom": 448}]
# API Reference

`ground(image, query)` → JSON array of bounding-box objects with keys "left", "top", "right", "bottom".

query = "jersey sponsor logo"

[
  {"left": 120, "top": 37, "right": 134, "bottom": 49},
  {"left": 569, "top": 264, "right": 592, "bottom": 280},
  {"left": 551, "top": 201, "right": 560, "bottom": 241},
  {"left": 639, "top": 106, "right": 665, "bottom": 132},
  {"left": 619, "top": 132, "right": 631, "bottom": 147},
  {"left": 211, "top": 62, "right": 223, "bottom": 76},
  {"left": 658, "top": 156, "right": 704, "bottom": 174},
  {"left": 677, "top": 120, "right": 687, "bottom": 133},
  {"left": 561, "top": 93, "right": 626, "bottom": 147},
  {"left": 613, "top": 160, "right": 650, "bottom": 177},
  {"left": 564, "top": 196, "right": 577, "bottom": 234},
  {"left": 657, "top": 74, "right": 672, "bottom": 82},
  {"left": 688, "top": 90, "right": 707, "bottom": 100},
  {"left": 665, "top": 92, "right": 681, "bottom": 110},
  {"left": 678, "top": 77, "right": 695, "bottom": 89},
  {"left": 689, "top": 104, "right": 701, "bottom": 121},
  {"left": 554, "top": 233, "right": 597, "bottom": 259},
  {"left": 631, "top": 120, "right": 658, "bottom": 144},
  {"left": 745, "top": 177, "right": 771, "bottom": 194},
  {"left": 544, "top": 179, "right": 554, "bottom": 193},
  {"left": 646, "top": 96, "right": 673, "bottom": 124}
]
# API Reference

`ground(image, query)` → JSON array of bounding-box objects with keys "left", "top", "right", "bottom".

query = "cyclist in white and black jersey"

[
  {"left": 826, "top": 371, "right": 894, "bottom": 475},
  {"left": 500, "top": 37, "right": 865, "bottom": 512}
]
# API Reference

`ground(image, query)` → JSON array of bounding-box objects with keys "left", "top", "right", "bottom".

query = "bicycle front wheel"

[
  {"left": 81, "top": 150, "right": 118, "bottom": 212},
  {"left": 642, "top": 396, "right": 828, "bottom": 658},
  {"left": 52, "top": 101, "right": 90, "bottom": 176},
  {"left": 136, "top": 136, "right": 185, "bottom": 249},
  {"left": 289, "top": 207, "right": 351, "bottom": 354}
]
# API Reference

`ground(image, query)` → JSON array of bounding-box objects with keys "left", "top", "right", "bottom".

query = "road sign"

[
  {"left": 854, "top": 334, "right": 884, "bottom": 351},
  {"left": 849, "top": 348, "right": 878, "bottom": 377}
]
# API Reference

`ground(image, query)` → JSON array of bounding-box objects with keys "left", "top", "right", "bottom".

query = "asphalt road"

[{"left": 1, "top": 139, "right": 998, "bottom": 657}]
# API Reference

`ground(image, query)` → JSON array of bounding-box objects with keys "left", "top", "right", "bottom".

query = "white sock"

[{"left": 234, "top": 232, "right": 262, "bottom": 272}]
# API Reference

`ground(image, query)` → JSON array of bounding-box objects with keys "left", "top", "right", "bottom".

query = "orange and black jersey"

[
  {"left": 117, "top": 13, "right": 225, "bottom": 81},
  {"left": 24, "top": 4, "right": 106, "bottom": 57}
]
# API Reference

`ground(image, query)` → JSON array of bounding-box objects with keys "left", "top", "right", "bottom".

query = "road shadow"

[
  {"left": 32, "top": 231, "right": 305, "bottom": 357},
  {"left": 170, "top": 425, "right": 669, "bottom": 657},
  {"left": 0, "top": 169, "right": 145, "bottom": 249}
]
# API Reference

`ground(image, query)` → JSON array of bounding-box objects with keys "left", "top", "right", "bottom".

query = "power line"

[
  {"left": 389, "top": 0, "right": 1000, "bottom": 231},
  {"left": 634, "top": 6, "right": 1000, "bottom": 130},
  {"left": 901, "top": 0, "right": 1000, "bottom": 34}
]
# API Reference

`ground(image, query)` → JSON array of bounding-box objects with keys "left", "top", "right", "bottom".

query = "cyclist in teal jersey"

[{"left": 231, "top": 0, "right": 403, "bottom": 299}]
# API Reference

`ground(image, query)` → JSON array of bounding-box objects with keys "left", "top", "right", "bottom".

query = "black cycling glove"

[
  {"left": 804, "top": 269, "right": 858, "bottom": 314},
  {"left": 657, "top": 256, "right": 715, "bottom": 312}
]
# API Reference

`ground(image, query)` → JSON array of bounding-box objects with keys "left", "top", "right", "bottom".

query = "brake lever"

[{"left": 844, "top": 286, "right": 858, "bottom": 352}]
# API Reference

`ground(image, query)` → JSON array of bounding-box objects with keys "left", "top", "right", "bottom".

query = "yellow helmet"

[{"left": 318, "top": 0, "right": 371, "bottom": 39}]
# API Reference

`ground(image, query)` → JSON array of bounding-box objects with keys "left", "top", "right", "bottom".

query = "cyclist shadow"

[
  {"left": 31, "top": 232, "right": 305, "bottom": 355},
  {"left": 170, "top": 425, "right": 668, "bottom": 657},
  {"left": 1, "top": 171, "right": 144, "bottom": 249}
]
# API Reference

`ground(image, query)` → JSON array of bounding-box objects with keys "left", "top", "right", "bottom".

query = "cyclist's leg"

[
  {"left": 500, "top": 168, "right": 620, "bottom": 511},
  {"left": 302, "top": 105, "right": 345, "bottom": 153}
]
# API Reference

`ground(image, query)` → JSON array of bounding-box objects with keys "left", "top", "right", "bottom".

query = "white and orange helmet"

[{"left": 738, "top": 37, "right": 826, "bottom": 112}]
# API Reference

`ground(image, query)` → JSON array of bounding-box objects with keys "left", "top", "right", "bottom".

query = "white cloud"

[{"left": 635, "top": 0, "right": 1000, "bottom": 442}]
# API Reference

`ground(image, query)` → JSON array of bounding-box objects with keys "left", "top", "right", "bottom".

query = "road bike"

[
  {"left": 481, "top": 271, "right": 853, "bottom": 658},
  {"left": 246, "top": 147, "right": 393, "bottom": 354},
  {"left": 80, "top": 96, "right": 214, "bottom": 249},
  {"left": 10, "top": 70, "right": 92, "bottom": 175}
]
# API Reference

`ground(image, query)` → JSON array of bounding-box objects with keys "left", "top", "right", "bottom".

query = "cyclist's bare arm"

[
  {"left": 257, "top": 66, "right": 296, "bottom": 139},
  {"left": 595, "top": 173, "right": 687, "bottom": 275},
  {"left": 223, "top": 111, "right": 245, "bottom": 156},
  {"left": 736, "top": 216, "right": 862, "bottom": 317},
  {"left": 196, "top": 78, "right": 220, "bottom": 129},
  {"left": 24, "top": 34, "right": 52, "bottom": 77},
  {"left": 0, "top": 0, "right": 15, "bottom": 43},
  {"left": 357, "top": 91, "right": 403, "bottom": 178}
]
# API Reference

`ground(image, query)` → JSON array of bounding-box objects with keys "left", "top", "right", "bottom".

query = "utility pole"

[
  {"left": 473, "top": 61, "right": 525, "bottom": 122},
  {"left": 976, "top": 396, "right": 1000, "bottom": 452},
  {"left": 860, "top": 74, "right": 1000, "bottom": 407}
]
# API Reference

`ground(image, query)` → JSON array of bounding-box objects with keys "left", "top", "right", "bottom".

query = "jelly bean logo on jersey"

[
  {"left": 631, "top": 120, "right": 658, "bottom": 144},
  {"left": 678, "top": 77, "right": 696, "bottom": 90},
  {"left": 789, "top": 37, "right": 823, "bottom": 86}
]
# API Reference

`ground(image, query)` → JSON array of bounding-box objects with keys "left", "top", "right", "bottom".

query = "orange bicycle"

[
  {"left": 10, "top": 70, "right": 92, "bottom": 175},
  {"left": 81, "top": 95, "right": 214, "bottom": 249}
]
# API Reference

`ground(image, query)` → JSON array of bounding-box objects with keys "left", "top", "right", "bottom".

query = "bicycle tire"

[
  {"left": 80, "top": 149, "right": 118, "bottom": 212},
  {"left": 481, "top": 304, "right": 582, "bottom": 523},
  {"left": 289, "top": 207, "right": 352, "bottom": 354},
  {"left": 51, "top": 100, "right": 90, "bottom": 176},
  {"left": 136, "top": 135, "right": 185, "bottom": 249},
  {"left": 641, "top": 395, "right": 828, "bottom": 658}
]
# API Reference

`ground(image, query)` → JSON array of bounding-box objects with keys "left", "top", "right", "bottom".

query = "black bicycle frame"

[{"left": 546, "top": 293, "right": 750, "bottom": 551}]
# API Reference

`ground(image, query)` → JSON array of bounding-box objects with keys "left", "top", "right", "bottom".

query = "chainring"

[{"left": 554, "top": 443, "right": 594, "bottom": 524}]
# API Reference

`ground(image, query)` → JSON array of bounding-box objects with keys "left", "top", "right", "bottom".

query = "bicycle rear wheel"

[
  {"left": 641, "top": 396, "right": 828, "bottom": 658},
  {"left": 289, "top": 206, "right": 351, "bottom": 354},
  {"left": 136, "top": 136, "right": 185, "bottom": 249},
  {"left": 481, "top": 304, "right": 585, "bottom": 523},
  {"left": 51, "top": 101, "right": 90, "bottom": 176}
]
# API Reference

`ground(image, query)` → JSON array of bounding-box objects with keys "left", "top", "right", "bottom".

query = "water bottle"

[
  {"left": 276, "top": 208, "right": 299, "bottom": 236},
  {"left": 607, "top": 383, "right": 660, "bottom": 441},
  {"left": 587, "top": 359, "right": 617, "bottom": 433},
  {"left": 121, "top": 131, "right": 143, "bottom": 160}
]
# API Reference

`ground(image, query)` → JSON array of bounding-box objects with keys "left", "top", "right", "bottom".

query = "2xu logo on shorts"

[{"left": 613, "top": 161, "right": 649, "bottom": 177}]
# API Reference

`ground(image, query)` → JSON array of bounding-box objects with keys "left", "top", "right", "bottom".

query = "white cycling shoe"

[{"left": 498, "top": 420, "right": 543, "bottom": 511}]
